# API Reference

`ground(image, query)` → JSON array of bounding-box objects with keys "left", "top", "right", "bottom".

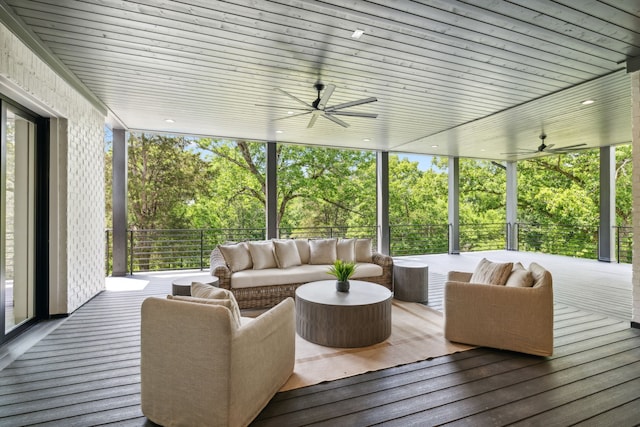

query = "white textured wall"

[
  {"left": 632, "top": 72, "right": 640, "bottom": 325},
  {"left": 1, "top": 22, "right": 106, "bottom": 314}
]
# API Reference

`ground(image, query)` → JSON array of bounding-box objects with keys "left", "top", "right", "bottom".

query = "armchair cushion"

[
  {"left": 191, "top": 282, "right": 242, "bottom": 326},
  {"left": 505, "top": 264, "right": 534, "bottom": 287},
  {"left": 469, "top": 257, "right": 513, "bottom": 286},
  {"left": 168, "top": 294, "right": 242, "bottom": 328}
]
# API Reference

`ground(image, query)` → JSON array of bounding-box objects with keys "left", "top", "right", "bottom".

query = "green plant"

[{"left": 327, "top": 259, "right": 357, "bottom": 281}]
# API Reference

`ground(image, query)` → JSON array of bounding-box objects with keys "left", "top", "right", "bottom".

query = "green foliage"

[{"left": 327, "top": 259, "right": 357, "bottom": 281}]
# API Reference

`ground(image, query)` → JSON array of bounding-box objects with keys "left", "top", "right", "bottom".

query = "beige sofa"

[
  {"left": 210, "top": 238, "right": 393, "bottom": 309},
  {"left": 444, "top": 260, "right": 554, "bottom": 356},
  {"left": 141, "top": 294, "right": 295, "bottom": 427}
]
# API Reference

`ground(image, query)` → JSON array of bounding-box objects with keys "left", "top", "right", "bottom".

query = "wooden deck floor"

[{"left": 0, "top": 252, "right": 638, "bottom": 426}]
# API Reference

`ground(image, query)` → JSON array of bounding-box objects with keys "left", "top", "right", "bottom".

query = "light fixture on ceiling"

[
  {"left": 431, "top": 144, "right": 439, "bottom": 148},
  {"left": 287, "top": 111, "right": 294, "bottom": 115},
  {"left": 164, "top": 118, "right": 175, "bottom": 123},
  {"left": 351, "top": 29, "right": 365, "bottom": 39},
  {"left": 581, "top": 99, "right": 595, "bottom": 105},
  {"left": 363, "top": 138, "right": 371, "bottom": 142},
  {"left": 275, "top": 130, "right": 284, "bottom": 134}
]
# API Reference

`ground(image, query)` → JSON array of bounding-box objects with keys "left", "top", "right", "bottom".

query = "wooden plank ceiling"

[{"left": 2, "top": 0, "right": 639, "bottom": 160}]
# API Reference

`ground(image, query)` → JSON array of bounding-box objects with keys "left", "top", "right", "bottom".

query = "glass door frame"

[{"left": 0, "top": 95, "right": 49, "bottom": 344}]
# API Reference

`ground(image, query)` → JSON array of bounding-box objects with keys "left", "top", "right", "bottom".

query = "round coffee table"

[
  {"left": 171, "top": 274, "right": 219, "bottom": 296},
  {"left": 295, "top": 280, "right": 392, "bottom": 348}
]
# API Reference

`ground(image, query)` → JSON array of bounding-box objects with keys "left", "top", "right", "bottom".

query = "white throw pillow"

[
  {"left": 337, "top": 238, "right": 356, "bottom": 262},
  {"left": 469, "top": 258, "right": 513, "bottom": 286},
  {"left": 168, "top": 293, "right": 242, "bottom": 328},
  {"left": 294, "top": 239, "right": 311, "bottom": 264},
  {"left": 218, "top": 242, "right": 252, "bottom": 272},
  {"left": 248, "top": 241, "right": 277, "bottom": 269},
  {"left": 190, "top": 282, "right": 242, "bottom": 326},
  {"left": 355, "top": 238, "right": 373, "bottom": 262},
  {"left": 273, "top": 240, "right": 302, "bottom": 268},
  {"left": 309, "top": 238, "right": 337, "bottom": 265}
]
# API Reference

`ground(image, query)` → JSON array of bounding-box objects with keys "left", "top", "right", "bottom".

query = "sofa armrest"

[
  {"left": 372, "top": 252, "right": 393, "bottom": 267},
  {"left": 230, "top": 298, "right": 295, "bottom": 426},
  {"left": 210, "top": 248, "right": 232, "bottom": 290},
  {"left": 444, "top": 280, "right": 553, "bottom": 356},
  {"left": 447, "top": 271, "right": 472, "bottom": 282}
]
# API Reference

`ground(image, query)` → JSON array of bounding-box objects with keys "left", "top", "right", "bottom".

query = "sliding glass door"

[{"left": 1, "top": 100, "right": 38, "bottom": 341}]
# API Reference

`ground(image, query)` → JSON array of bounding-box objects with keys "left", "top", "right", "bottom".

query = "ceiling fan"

[
  {"left": 503, "top": 133, "right": 587, "bottom": 156},
  {"left": 266, "top": 82, "right": 378, "bottom": 128}
]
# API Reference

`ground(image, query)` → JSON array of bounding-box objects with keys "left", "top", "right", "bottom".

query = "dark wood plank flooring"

[{"left": 0, "top": 258, "right": 637, "bottom": 426}]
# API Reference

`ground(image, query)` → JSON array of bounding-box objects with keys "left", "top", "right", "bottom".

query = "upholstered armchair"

[
  {"left": 141, "top": 296, "right": 295, "bottom": 427},
  {"left": 444, "top": 261, "right": 554, "bottom": 356}
]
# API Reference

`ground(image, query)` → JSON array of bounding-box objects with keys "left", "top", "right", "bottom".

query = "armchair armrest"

[
  {"left": 230, "top": 298, "right": 295, "bottom": 425},
  {"left": 210, "top": 248, "right": 232, "bottom": 290}
]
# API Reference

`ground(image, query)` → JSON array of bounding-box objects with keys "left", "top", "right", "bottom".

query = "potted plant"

[{"left": 328, "top": 259, "right": 357, "bottom": 292}]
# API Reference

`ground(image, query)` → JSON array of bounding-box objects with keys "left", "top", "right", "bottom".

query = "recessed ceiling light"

[
  {"left": 352, "top": 29, "right": 364, "bottom": 39},
  {"left": 363, "top": 138, "right": 371, "bottom": 142},
  {"left": 431, "top": 145, "right": 439, "bottom": 148},
  {"left": 275, "top": 130, "right": 284, "bottom": 134},
  {"left": 581, "top": 99, "right": 595, "bottom": 105},
  {"left": 164, "top": 119, "right": 175, "bottom": 123},
  {"left": 287, "top": 111, "right": 294, "bottom": 115}
]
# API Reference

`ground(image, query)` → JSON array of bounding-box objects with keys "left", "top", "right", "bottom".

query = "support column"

[
  {"left": 376, "top": 151, "right": 390, "bottom": 255},
  {"left": 448, "top": 157, "right": 460, "bottom": 254},
  {"left": 111, "top": 128, "right": 127, "bottom": 276},
  {"left": 506, "top": 161, "right": 518, "bottom": 250},
  {"left": 630, "top": 70, "right": 640, "bottom": 327},
  {"left": 599, "top": 146, "right": 616, "bottom": 262},
  {"left": 265, "top": 141, "right": 278, "bottom": 239}
]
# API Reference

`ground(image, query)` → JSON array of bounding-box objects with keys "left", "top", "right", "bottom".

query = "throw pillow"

[
  {"left": 309, "top": 238, "right": 337, "bottom": 265},
  {"left": 273, "top": 240, "right": 302, "bottom": 268},
  {"left": 505, "top": 268, "right": 534, "bottom": 287},
  {"left": 247, "top": 241, "right": 277, "bottom": 269},
  {"left": 469, "top": 258, "right": 513, "bottom": 286},
  {"left": 355, "top": 238, "right": 373, "bottom": 262},
  {"left": 337, "top": 238, "right": 356, "bottom": 262},
  {"left": 190, "top": 282, "right": 242, "bottom": 326},
  {"left": 294, "top": 239, "right": 311, "bottom": 264},
  {"left": 218, "top": 242, "right": 252, "bottom": 272},
  {"left": 168, "top": 294, "right": 242, "bottom": 328}
]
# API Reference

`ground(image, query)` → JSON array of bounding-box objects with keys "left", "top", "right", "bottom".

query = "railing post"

[
  {"left": 200, "top": 229, "right": 204, "bottom": 271},
  {"left": 129, "top": 230, "right": 134, "bottom": 275}
]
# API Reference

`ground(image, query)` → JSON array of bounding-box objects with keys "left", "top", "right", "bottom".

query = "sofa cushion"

[
  {"left": 248, "top": 241, "right": 277, "bottom": 269},
  {"left": 309, "top": 238, "right": 337, "bottom": 264},
  {"left": 218, "top": 242, "right": 253, "bottom": 272},
  {"left": 337, "top": 238, "right": 356, "bottom": 262},
  {"left": 294, "top": 239, "right": 311, "bottom": 264},
  {"left": 505, "top": 264, "right": 534, "bottom": 288},
  {"left": 167, "top": 294, "right": 242, "bottom": 328},
  {"left": 273, "top": 240, "right": 302, "bottom": 268},
  {"left": 355, "top": 238, "right": 373, "bottom": 262},
  {"left": 230, "top": 262, "right": 383, "bottom": 289},
  {"left": 190, "top": 282, "right": 242, "bottom": 325},
  {"left": 470, "top": 258, "right": 513, "bottom": 286}
]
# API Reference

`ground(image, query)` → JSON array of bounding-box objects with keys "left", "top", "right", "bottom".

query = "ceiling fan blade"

[
  {"left": 330, "top": 111, "right": 378, "bottom": 118},
  {"left": 275, "top": 88, "right": 312, "bottom": 108},
  {"left": 307, "top": 113, "right": 320, "bottom": 128},
  {"left": 321, "top": 113, "right": 350, "bottom": 128},
  {"left": 326, "top": 97, "right": 378, "bottom": 111},
  {"left": 273, "top": 111, "right": 312, "bottom": 121},
  {"left": 317, "top": 84, "right": 335, "bottom": 110},
  {"left": 255, "top": 104, "right": 311, "bottom": 111}
]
